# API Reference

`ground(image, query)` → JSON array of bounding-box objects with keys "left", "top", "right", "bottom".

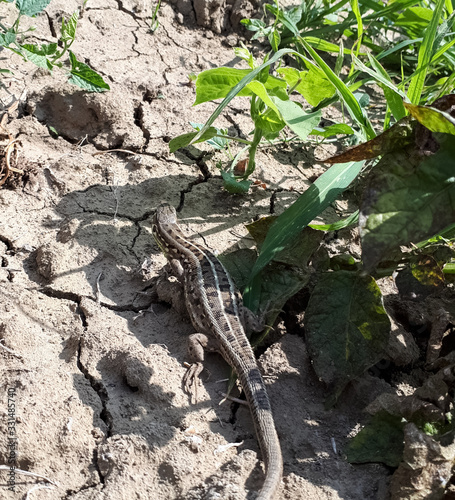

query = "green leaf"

[
  {"left": 15, "top": 0, "right": 52, "bottom": 16},
  {"left": 360, "top": 134, "right": 455, "bottom": 270},
  {"left": 189, "top": 122, "right": 228, "bottom": 149},
  {"left": 67, "top": 51, "right": 110, "bottom": 92},
  {"left": 246, "top": 80, "right": 281, "bottom": 116},
  {"left": 352, "top": 53, "right": 408, "bottom": 117},
  {"left": 395, "top": 6, "right": 433, "bottom": 36},
  {"left": 277, "top": 66, "right": 336, "bottom": 107},
  {"left": 169, "top": 127, "right": 219, "bottom": 153},
  {"left": 271, "top": 97, "right": 322, "bottom": 140},
  {"left": 0, "top": 30, "right": 16, "bottom": 46},
  {"left": 220, "top": 170, "right": 252, "bottom": 194},
  {"left": 233, "top": 45, "right": 255, "bottom": 69},
  {"left": 254, "top": 109, "right": 286, "bottom": 134},
  {"left": 22, "top": 42, "right": 57, "bottom": 56},
  {"left": 240, "top": 18, "right": 266, "bottom": 32},
  {"left": 194, "top": 67, "right": 286, "bottom": 106},
  {"left": 309, "top": 210, "right": 359, "bottom": 231},
  {"left": 366, "top": 53, "right": 407, "bottom": 121},
  {"left": 268, "top": 28, "right": 281, "bottom": 52},
  {"left": 404, "top": 102, "right": 455, "bottom": 135},
  {"left": 20, "top": 43, "right": 54, "bottom": 70},
  {"left": 309, "top": 123, "right": 354, "bottom": 138},
  {"left": 189, "top": 48, "right": 299, "bottom": 145},
  {"left": 299, "top": 38, "right": 375, "bottom": 140},
  {"left": 61, "top": 10, "right": 79, "bottom": 45},
  {"left": 346, "top": 412, "right": 404, "bottom": 467},
  {"left": 303, "top": 36, "right": 357, "bottom": 55},
  {"left": 305, "top": 270, "right": 391, "bottom": 391},
  {"left": 245, "top": 160, "right": 364, "bottom": 297},
  {"left": 265, "top": 3, "right": 299, "bottom": 36}
]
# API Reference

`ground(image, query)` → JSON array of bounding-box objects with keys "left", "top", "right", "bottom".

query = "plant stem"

[{"left": 244, "top": 126, "right": 263, "bottom": 178}]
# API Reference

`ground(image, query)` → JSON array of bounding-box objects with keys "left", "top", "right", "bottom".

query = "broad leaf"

[
  {"left": 404, "top": 102, "right": 455, "bottom": 135},
  {"left": 346, "top": 412, "right": 404, "bottom": 467},
  {"left": 194, "top": 67, "right": 286, "bottom": 105},
  {"left": 16, "top": 0, "right": 52, "bottom": 16},
  {"left": 277, "top": 66, "right": 336, "bottom": 107},
  {"left": 20, "top": 43, "right": 54, "bottom": 70},
  {"left": 271, "top": 97, "right": 322, "bottom": 140},
  {"left": 67, "top": 51, "right": 110, "bottom": 92},
  {"left": 0, "top": 30, "right": 16, "bottom": 46},
  {"left": 305, "top": 270, "right": 391, "bottom": 391},
  {"left": 360, "top": 134, "right": 455, "bottom": 270},
  {"left": 309, "top": 123, "right": 354, "bottom": 138}
]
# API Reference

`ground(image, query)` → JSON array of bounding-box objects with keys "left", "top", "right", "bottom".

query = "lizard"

[{"left": 151, "top": 203, "right": 283, "bottom": 500}]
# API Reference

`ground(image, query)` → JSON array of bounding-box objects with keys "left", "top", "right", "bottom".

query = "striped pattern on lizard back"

[{"left": 151, "top": 203, "right": 283, "bottom": 500}]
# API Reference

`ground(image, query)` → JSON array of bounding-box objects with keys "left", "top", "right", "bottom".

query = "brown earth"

[{"left": 0, "top": 1, "right": 418, "bottom": 498}]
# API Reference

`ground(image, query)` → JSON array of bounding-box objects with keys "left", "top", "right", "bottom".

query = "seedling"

[{"left": 0, "top": 0, "right": 109, "bottom": 92}]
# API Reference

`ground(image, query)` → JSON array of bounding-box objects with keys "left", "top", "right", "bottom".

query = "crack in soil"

[
  {"left": 176, "top": 149, "right": 213, "bottom": 210},
  {"left": 134, "top": 102, "right": 151, "bottom": 151},
  {"left": 0, "top": 233, "right": 14, "bottom": 252},
  {"left": 33, "top": 286, "right": 112, "bottom": 488}
]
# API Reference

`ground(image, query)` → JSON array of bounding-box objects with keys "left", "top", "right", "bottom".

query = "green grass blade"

[
  {"left": 353, "top": 53, "right": 408, "bottom": 120},
  {"left": 309, "top": 210, "right": 359, "bottom": 231},
  {"left": 407, "top": 0, "right": 445, "bottom": 104},
  {"left": 350, "top": 0, "right": 363, "bottom": 54},
  {"left": 245, "top": 160, "right": 364, "bottom": 294},
  {"left": 376, "top": 38, "right": 422, "bottom": 61}
]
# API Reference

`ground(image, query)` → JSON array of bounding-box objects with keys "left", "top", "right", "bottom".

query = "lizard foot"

[{"left": 183, "top": 361, "right": 204, "bottom": 402}]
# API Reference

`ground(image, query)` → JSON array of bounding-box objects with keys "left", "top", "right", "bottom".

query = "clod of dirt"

[
  {"left": 170, "top": 0, "right": 260, "bottom": 33},
  {"left": 390, "top": 423, "right": 455, "bottom": 500},
  {"left": 25, "top": 84, "right": 145, "bottom": 150}
]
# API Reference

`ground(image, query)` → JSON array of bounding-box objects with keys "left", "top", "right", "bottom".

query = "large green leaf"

[
  {"left": 404, "top": 102, "right": 455, "bottom": 135},
  {"left": 271, "top": 97, "right": 322, "bottom": 140},
  {"left": 20, "top": 43, "right": 55, "bottom": 70},
  {"left": 360, "top": 134, "right": 455, "bottom": 270},
  {"left": 305, "top": 270, "right": 391, "bottom": 391},
  {"left": 16, "top": 0, "right": 51, "bottom": 16},
  {"left": 346, "top": 412, "right": 404, "bottom": 467},
  {"left": 277, "top": 66, "right": 336, "bottom": 107},
  {"left": 194, "top": 67, "right": 286, "bottom": 105}
]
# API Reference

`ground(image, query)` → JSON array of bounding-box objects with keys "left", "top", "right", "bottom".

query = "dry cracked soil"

[{"left": 0, "top": 1, "right": 399, "bottom": 499}]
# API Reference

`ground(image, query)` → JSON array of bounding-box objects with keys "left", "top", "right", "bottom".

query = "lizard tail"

[{"left": 240, "top": 365, "right": 283, "bottom": 500}]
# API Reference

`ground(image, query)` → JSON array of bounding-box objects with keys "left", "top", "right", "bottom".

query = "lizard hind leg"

[{"left": 182, "top": 333, "right": 218, "bottom": 402}]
